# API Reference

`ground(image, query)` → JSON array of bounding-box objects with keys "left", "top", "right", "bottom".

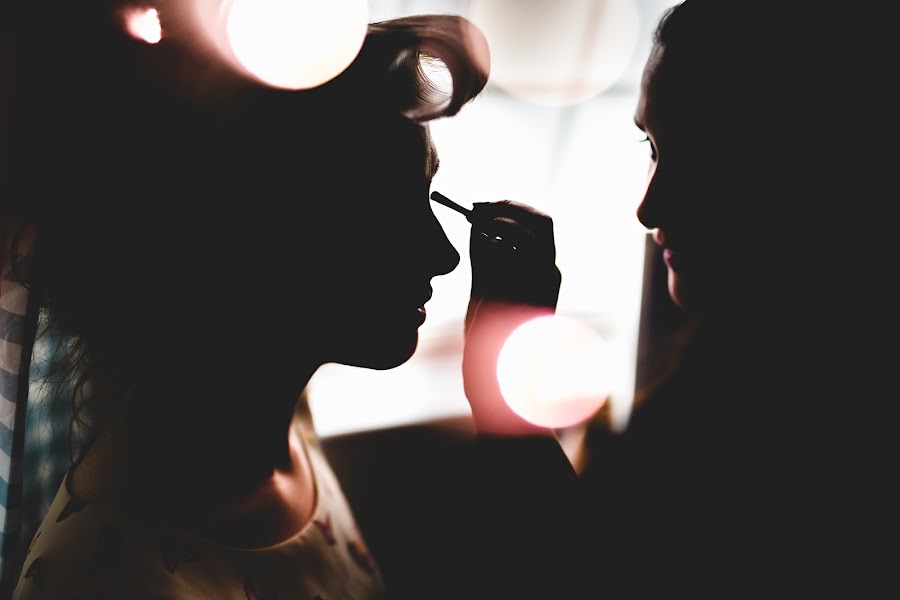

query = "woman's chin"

[{"left": 343, "top": 333, "right": 419, "bottom": 371}]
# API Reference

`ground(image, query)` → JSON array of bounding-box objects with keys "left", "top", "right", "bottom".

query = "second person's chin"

[{"left": 668, "top": 270, "right": 703, "bottom": 312}]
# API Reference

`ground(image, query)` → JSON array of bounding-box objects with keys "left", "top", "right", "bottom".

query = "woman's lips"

[{"left": 415, "top": 290, "right": 432, "bottom": 323}]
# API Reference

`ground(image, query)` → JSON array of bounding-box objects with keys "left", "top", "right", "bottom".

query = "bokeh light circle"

[
  {"left": 497, "top": 316, "right": 610, "bottom": 429},
  {"left": 465, "top": 0, "right": 639, "bottom": 106},
  {"left": 124, "top": 8, "right": 162, "bottom": 44},
  {"left": 192, "top": 0, "right": 368, "bottom": 90}
]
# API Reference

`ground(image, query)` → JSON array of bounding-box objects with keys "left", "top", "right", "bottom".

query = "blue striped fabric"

[
  {"left": 21, "top": 320, "right": 79, "bottom": 551},
  {"left": 0, "top": 247, "right": 40, "bottom": 598}
]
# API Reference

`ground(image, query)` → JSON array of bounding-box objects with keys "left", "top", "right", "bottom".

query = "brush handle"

[{"left": 430, "top": 191, "right": 474, "bottom": 222}]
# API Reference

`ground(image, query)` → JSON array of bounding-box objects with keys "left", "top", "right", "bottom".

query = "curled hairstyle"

[{"left": 0, "top": 0, "right": 490, "bottom": 441}]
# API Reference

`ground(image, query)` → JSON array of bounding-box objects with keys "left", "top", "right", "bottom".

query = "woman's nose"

[
  {"left": 424, "top": 216, "right": 460, "bottom": 276},
  {"left": 636, "top": 166, "right": 664, "bottom": 230},
  {"left": 636, "top": 191, "right": 654, "bottom": 230},
  {"left": 433, "top": 226, "right": 461, "bottom": 276}
]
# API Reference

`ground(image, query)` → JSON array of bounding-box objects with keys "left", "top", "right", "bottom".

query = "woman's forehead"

[
  {"left": 422, "top": 125, "right": 439, "bottom": 179},
  {"left": 637, "top": 44, "right": 718, "bottom": 134},
  {"left": 635, "top": 48, "right": 663, "bottom": 131}
]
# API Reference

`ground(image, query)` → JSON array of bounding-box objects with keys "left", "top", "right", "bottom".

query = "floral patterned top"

[{"left": 13, "top": 415, "right": 384, "bottom": 600}]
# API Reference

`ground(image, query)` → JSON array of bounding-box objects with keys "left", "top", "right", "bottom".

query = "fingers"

[
  {"left": 471, "top": 200, "right": 553, "bottom": 230},
  {"left": 470, "top": 201, "right": 556, "bottom": 264},
  {"left": 469, "top": 200, "right": 561, "bottom": 308}
]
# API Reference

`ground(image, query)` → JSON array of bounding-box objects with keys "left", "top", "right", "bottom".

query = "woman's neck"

[
  {"left": 185, "top": 412, "right": 318, "bottom": 548},
  {"left": 72, "top": 363, "right": 320, "bottom": 544}
]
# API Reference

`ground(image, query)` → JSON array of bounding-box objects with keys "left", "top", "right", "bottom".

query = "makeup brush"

[
  {"left": 430, "top": 191, "right": 517, "bottom": 251},
  {"left": 430, "top": 191, "right": 474, "bottom": 223}
]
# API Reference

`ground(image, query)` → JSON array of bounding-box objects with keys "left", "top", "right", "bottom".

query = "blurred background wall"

[{"left": 308, "top": 0, "right": 681, "bottom": 436}]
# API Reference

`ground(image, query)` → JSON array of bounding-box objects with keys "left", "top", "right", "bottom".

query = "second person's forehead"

[
  {"left": 636, "top": 50, "right": 698, "bottom": 137},
  {"left": 635, "top": 47, "right": 665, "bottom": 127}
]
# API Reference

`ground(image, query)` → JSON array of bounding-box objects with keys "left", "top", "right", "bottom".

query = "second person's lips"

[{"left": 652, "top": 229, "right": 667, "bottom": 247}]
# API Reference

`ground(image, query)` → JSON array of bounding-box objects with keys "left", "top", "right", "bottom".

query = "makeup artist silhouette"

[{"left": 575, "top": 1, "right": 880, "bottom": 596}]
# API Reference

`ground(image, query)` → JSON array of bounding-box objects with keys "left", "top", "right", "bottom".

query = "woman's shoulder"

[{"left": 13, "top": 474, "right": 243, "bottom": 600}]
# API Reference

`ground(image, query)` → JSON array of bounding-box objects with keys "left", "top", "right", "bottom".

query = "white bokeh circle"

[
  {"left": 497, "top": 315, "right": 610, "bottom": 429},
  {"left": 466, "top": 0, "right": 639, "bottom": 106},
  {"left": 191, "top": 0, "right": 368, "bottom": 90}
]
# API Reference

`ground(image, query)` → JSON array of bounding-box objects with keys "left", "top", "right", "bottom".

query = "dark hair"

[
  {"left": 646, "top": 1, "right": 753, "bottom": 112},
  {"left": 652, "top": 1, "right": 711, "bottom": 49},
  {"left": 0, "top": 2, "right": 489, "bottom": 442}
]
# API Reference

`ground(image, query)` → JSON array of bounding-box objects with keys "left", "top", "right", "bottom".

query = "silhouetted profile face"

[
  {"left": 634, "top": 43, "right": 735, "bottom": 311},
  {"left": 6, "top": 6, "right": 481, "bottom": 383},
  {"left": 284, "top": 115, "right": 460, "bottom": 371}
]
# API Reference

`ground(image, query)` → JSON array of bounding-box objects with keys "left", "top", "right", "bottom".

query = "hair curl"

[{"left": 0, "top": 2, "right": 490, "bottom": 444}]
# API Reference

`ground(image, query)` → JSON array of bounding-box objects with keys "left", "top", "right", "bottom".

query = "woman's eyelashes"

[{"left": 640, "top": 135, "right": 658, "bottom": 161}]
